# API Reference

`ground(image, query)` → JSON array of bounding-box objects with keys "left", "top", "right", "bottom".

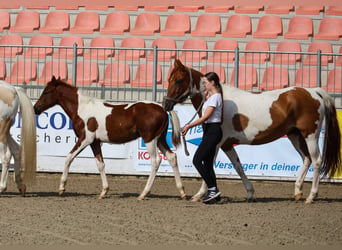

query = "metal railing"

[{"left": 1, "top": 44, "right": 341, "bottom": 108}]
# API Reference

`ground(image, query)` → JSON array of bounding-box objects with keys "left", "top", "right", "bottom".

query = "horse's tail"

[
  {"left": 315, "top": 88, "right": 341, "bottom": 178},
  {"left": 15, "top": 87, "right": 37, "bottom": 186},
  {"left": 169, "top": 110, "right": 181, "bottom": 147}
]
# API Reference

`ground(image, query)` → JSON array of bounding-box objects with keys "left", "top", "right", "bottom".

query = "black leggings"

[{"left": 193, "top": 123, "right": 222, "bottom": 188}]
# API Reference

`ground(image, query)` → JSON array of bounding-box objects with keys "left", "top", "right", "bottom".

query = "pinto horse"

[
  {"left": 0, "top": 80, "right": 36, "bottom": 195},
  {"left": 34, "top": 76, "right": 185, "bottom": 200},
  {"left": 163, "top": 59, "right": 341, "bottom": 203}
]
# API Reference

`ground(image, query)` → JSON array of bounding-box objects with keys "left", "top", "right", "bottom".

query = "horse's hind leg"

[
  {"left": 90, "top": 141, "right": 109, "bottom": 199},
  {"left": 287, "top": 131, "right": 311, "bottom": 201},
  {"left": 138, "top": 139, "right": 161, "bottom": 200},
  {"left": 158, "top": 141, "right": 186, "bottom": 200},
  {"left": 0, "top": 142, "right": 11, "bottom": 193},
  {"left": 7, "top": 136, "right": 23, "bottom": 193},
  {"left": 305, "top": 137, "right": 322, "bottom": 203}
]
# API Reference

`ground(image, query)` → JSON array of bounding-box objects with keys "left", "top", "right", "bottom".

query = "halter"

[{"left": 163, "top": 66, "right": 203, "bottom": 105}]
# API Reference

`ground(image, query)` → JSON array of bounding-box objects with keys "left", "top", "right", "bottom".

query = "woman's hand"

[{"left": 182, "top": 125, "right": 189, "bottom": 136}]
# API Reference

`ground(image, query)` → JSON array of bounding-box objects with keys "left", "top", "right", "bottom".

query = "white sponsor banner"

[{"left": 10, "top": 104, "right": 323, "bottom": 179}]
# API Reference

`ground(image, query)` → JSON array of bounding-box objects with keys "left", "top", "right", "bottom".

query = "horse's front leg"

[
  {"left": 138, "top": 140, "right": 161, "bottom": 200},
  {"left": 90, "top": 141, "right": 109, "bottom": 199},
  {"left": 59, "top": 139, "right": 89, "bottom": 196}
]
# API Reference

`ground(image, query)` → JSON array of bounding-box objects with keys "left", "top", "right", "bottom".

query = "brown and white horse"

[
  {"left": 0, "top": 80, "right": 36, "bottom": 195},
  {"left": 34, "top": 76, "right": 185, "bottom": 200},
  {"left": 164, "top": 59, "right": 341, "bottom": 203}
]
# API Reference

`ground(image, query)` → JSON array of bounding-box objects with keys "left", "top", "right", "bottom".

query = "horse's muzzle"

[
  {"left": 33, "top": 105, "right": 42, "bottom": 115},
  {"left": 162, "top": 96, "right": 175, "bottom": 111}
]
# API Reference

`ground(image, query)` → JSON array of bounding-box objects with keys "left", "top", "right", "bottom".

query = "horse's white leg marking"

[
  {"left": 191, "top": 180, "right": 207, "bottom": 202},
  {"left": 0, "top": 142, "right": 10, "bottom": 193},
  {"left": 59, "top": 140, "right": 91, "bottom": 195},
  {"left": 7, "top": 136, "right": 21, "bottom": 191},
  {"left": 226, "top": 148, "right": 255, "bottom": 201},
  {"left": 138, "top": 139, "right": 161, "bottom": 200},
  {"left": 305, "top": 136, "right": 322, "bottom": 203},
  {"left": 158, "top": 143, "right": 186, "bottom": 199},
  {"left": 90, "top": 142, "right": 109, "bottom": 199}
]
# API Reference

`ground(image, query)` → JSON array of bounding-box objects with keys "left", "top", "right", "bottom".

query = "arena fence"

[{"left": 1, "top": 44, "right": 342, "bottom": 108}]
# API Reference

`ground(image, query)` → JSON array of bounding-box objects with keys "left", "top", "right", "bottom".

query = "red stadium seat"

[
  {"left": 222, "top": 15, "right": 251, "bottom": 38},
  {"left": 326, "top": 6, "right": 342, "bottom": 15},
  {"left": 208, "top": 39, "right": 238, "bottom": 63},
  {"left": 235, "top": 6, "right": 263, "bottom": 13},
  {"left": 99, "top": 62, "right": 130, "bottom": 86},
  {"left": 303, "top": 42, "right": 333, "bottom": 66},
  {"left": 325, "top": 68, "right": 342, "bottom": 92},
  {"left": 295, "top": 6, "right": 324, "bottom": 15},
  {"left": 265, "top": 6, "right": 294, "bottom": 14},
  {"left": 24, "top": 35, "right": 53, "bottom": 58},
  {"left": 53, "top": 36, "right": 84, "bottom": 59},
  {"left": 10, "top": 10, "right": 40, "bottom": 33},
  {"left": 295, "top": 67, "right": 319, "bottom": 88},
  {"left": 160, "top": 13, "right": 190, "bottom": 36},
  {"left": 114, "top": 6, "right": 139, "bottom": 11},
  {"left": 240, "top": 40, "right": 270, "bottom": 64},
  {"left": 200, "top": 64, "right": 226, "bottom": 83},
  {"left": 335, "top": 46, "right": 342, "bottom": 66},
  {"left": 174, "top": 6, "right": 203, "bottom": 12},
  {"left": 0, "top": 60, "right": 6, "bottom": 80},
  {"left": 71, "top": 61, "right": 99, "bottom": 86},
  {"left": 204, "top": 6, "right": 233, "bottom": 12},
  {"left": 115, "top": 37, "right": 145, "bottom": 61},
  {"left": 253, "top": 16, "right": 282, "bottom": 39},
  {"left": 69, "top": 12, "right": 100, "bottom": 34},
  {"left": 84, "top": 36, "right": 115, "bottom": 60},
  {"left": 0, "top": 34, "right": 23, "bottom": 57},
  {"left": 147, "top": 37, "right": 176, "bottom": 61},
  {"left": 178, "top": 38, "right": 207, "bottom": 62},
  {"left": 284, "top": 16, "right": 313, "bottom": 40},
  {"left": 132, "top": 63, "right": 162, "bottom": 87},
  {"left": 37, "top": 60, "right": 68, "bottom": 84},
  {"left": 100, "top": 12, "right": 130, "bottom": 35},
  {"left": 191, "top": 14, "right": 221, "bottom": 37},
  {"left": 130, "top": 13, "right": 160, "bottom": 36},
  {"left": 260, "top": 66, "right": 289, "bottom": 90},
  {"left": 0, "top": 10, "right": 10, "bottom": 32},
  {"left": 314, "top": 18, "right": 342, "bottom": 41},
  {"left": 272, "top": 41, "right": 301, "bottom": 65},
  {"left": 84, "top": 6, "right": 109, "bottom": 10},
  {"left": 39, "top": 11, "right": 69, "bottom": 33},
  {"left": 5, "top": 59, "right": 37, "bottom": 84},
  {"left": 229, "top": 65, "right": 258, "bottom": 90},
  {"left": 144, "top": 6, "right": 171, "bottom": 11}
]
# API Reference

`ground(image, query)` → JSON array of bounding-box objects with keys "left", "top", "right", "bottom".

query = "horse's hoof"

[
  {"left": 137, "top": 196, "right": 144, "bottom": 201},
  {"left": 59, "top": 190, "right": 65, "bottom": 196},
  {"left": 305, "top": 199, "right": 314, "bottom": 204},
  {"left": 181, "top": 194, "right": 187, "bottom": 200},
  {"left": 20, "top": 185, "right": 26, "bottom": 196},
  {"left": 190, "top": 197, "right": 201, "bottom": 202},
  {"left": 0, "top": 187, "right": 7, "bottom": 194},
  {"left": 98, "top": 195, "right": 104, "bottom": 200},
  {"left": 294, "top": 193, "right": 303, "bottom": 201}
]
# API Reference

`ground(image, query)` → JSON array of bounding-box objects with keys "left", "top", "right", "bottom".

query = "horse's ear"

[
  {"left": 174, "top": 59, "right": 183, "bottom": 68},
  {"left": 51, "top": 75, "right": 56, "bottom": 81}
]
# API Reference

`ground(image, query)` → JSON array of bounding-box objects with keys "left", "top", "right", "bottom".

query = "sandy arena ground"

[{"left": 0, "top": 173, "right": 341, "bottom": 247}]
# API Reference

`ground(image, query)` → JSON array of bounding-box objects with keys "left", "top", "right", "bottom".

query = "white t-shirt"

[{"left": 202, "top": 93, "right": 222, "bottom": 123}]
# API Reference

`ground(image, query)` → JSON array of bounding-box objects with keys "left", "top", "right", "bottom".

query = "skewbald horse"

[
  {"left": 164, "top": 59, "right": 341, "bottom": 203},
  {"left": 0, "top": 80, "right": 37, "bottom": 195},
  {"left": 34, "top": 76, "right": 185, "bottom": 200}
]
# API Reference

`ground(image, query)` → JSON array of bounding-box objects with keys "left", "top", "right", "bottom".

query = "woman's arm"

[{"left": 181, "top": 106, "right": 215, "bottom": 136}]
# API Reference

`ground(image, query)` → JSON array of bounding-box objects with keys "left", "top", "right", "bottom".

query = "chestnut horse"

[
  {"left": 164, "top": 59, "right": 341, "bottom": 203},
  {"left": 0, "top": 80, "right": 36, "bottom": 195},
  {"left": 34, "top": 76, "right": 185, "bottom": 200}
]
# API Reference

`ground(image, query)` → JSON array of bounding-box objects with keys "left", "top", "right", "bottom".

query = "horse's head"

[
  {"left": 163, "top": 59, "right": 203, "bottom": 111},
  {"left": 34, "top": 76, "right": 64, "bottom": 115}
]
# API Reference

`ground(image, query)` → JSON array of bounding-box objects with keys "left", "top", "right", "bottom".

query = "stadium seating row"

[
  {"left": 1, "top": 10, "right": 342, "bottom": 40},
  {"left": 1, "top": 35, "right": 341, "bottom": 66},
  {"left": 2, "top": 5, "right": 340, "bottom": 15},
  {"left": 1, "top": 59, "right": 341, "bottom": 92}
]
